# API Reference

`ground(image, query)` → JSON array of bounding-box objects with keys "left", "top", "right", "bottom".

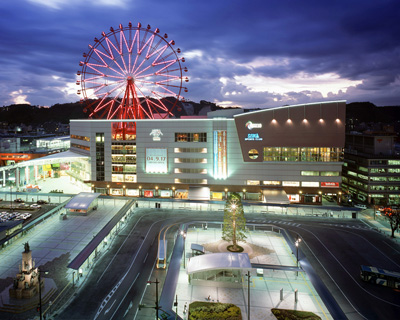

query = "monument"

[{"left": 9, "top": 242, "right": 44, "bottom": 299}]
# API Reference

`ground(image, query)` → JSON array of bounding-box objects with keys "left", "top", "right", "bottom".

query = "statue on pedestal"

[{"left": 9, "top": 242, "right": 44, "bottom": 299}]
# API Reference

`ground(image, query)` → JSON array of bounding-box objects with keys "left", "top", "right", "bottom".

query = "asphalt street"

[{"left": 56, "top": 208, "right": 400, "bottom": 320}]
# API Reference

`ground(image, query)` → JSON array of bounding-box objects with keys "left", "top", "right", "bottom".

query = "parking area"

[{"left": 0, "top": 199, "right": 54, "bottom": 224}]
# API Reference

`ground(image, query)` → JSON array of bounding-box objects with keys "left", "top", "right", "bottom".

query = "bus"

[
  {"left": 360, "top": 265, "right": 400, "bottom": 288},
  {"left": 157, "top": 240, "right": 167, "bottom": 269}
]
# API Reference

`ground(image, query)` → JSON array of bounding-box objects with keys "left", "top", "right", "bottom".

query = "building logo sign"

[
  {"left": 245, "top": 121, "right": 262, "bottom": 130},
  {"left": 150, "top": 129, "right": 163, "bottom": 141},
  {"left": 321, "top": 182, "right": 339, "bottom": 188},
  {"left": 245, "top": 133, "right": 263, "bottom": 141}
]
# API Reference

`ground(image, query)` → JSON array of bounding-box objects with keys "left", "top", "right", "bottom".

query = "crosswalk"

[
  {"left": 322, "top": 223, "right": 373, "bottom": 230},
  {"left": 245, "top": 219, "right": 373, "bottom": 230},
  {"left": 246, "top": 219, "right": 302, "bottom": 227}
]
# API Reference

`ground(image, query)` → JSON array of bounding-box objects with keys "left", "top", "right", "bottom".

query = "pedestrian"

[{"left": 207, "top": 295, "right": 211, "bottom": 301}]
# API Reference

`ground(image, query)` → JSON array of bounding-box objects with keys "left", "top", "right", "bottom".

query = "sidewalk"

[{"left": 360, "top": 210, "right": 400, "bottom": 245}]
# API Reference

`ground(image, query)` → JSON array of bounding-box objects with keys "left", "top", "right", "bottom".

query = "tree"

[
  {"left": 382, "top": 206, "right": 400, "bottom": 238},
  {"left": 222, "top": 193, "right": 246, "bottom": 251}
]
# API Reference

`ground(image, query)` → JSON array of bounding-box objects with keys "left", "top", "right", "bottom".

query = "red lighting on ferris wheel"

[{"left": 77, "top": 22, "right": 188, "bottom": 120}]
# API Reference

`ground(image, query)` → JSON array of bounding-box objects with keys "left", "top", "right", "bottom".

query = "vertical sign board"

[
  {"left": 213, "top": 130, "right": 227, "bottom": 179},
  {"left": 146, "top": 148, "right": 168, "bottom": 173}
]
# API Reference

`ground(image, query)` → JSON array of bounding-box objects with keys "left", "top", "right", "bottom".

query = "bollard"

[
  {"left": 280, "top": 288, "right": 283, "bottom": 301},
  {"left": 295, "top": 289, "right": 298, "bottom": 302}
]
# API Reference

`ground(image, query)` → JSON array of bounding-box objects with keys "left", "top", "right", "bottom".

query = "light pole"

[
  {"left": 295, "top": 235, "right": 301, "bottom": 276},
  {"left": 181, "top": 231, "right": 186, "bottom": 268},
  {"left": 140, "top": 279, "right": 160, "bottom": 320},
  {"left": 246, "top": 270, "right": 250, "bottom": 320},
  {"left": 8, "top": 173, "right": 15, "bottom": 212},
  {"left": 38, "top": 269, "right": 48, "bottom": 320}
]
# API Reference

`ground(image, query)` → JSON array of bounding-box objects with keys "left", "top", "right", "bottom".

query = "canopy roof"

[
  {"left": 262, "top": 188, "right": 290, "bottom": 204},
  {"left": 65, "top": 192, "right": 101, "bottom": 210},
  {"left": 187, "top": 252, "right": 251, "bottom": 275}
]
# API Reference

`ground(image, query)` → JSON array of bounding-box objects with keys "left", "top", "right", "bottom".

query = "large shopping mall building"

[{"left": 64, "top": 100, "right": 346, "bottom": 204}]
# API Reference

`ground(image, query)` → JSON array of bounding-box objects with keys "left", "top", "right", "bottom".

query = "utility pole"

[{"left": 247, "top": 270, "right": 250, "bottom": 320}]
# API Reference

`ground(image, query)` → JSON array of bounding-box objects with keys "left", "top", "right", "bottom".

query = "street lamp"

[
  {"left": 139, "top": 279, "right": 161, "bottom": 319},
  {"left": 295, "top": 235, "right": 302, "bottom": 276},
  {"left": 38, "top": 269, "right": 48, "bottom": 320},
  {"left": 181, "top": 231, "right": 186, "bottom": 268},
  {"left": 8, "top": 174, "right": 15, "bottom": 212}
]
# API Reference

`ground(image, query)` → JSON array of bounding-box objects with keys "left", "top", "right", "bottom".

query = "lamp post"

[
  {"left": 38, "top": 269, "right": 48, "bottom": 320},
  {"left": 246, "top": 270, "right": 250, "bottom": 320},
  {"left": 8, "top": 174, "right": 15, "bottom": 212},
  {"left": 295, "top": 235, "right": 301, "bottom": 276},
  {"left": 140, "top": 279, "right": 160, "bottom": 319},
  {"left": 181, "top": 231, "right": 186, "bottom": 268}
]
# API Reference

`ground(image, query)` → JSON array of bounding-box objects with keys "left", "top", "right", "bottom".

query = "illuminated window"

[
  {"left": 71, "top": 134, "right": 90, "bottom": 142},
  {"left": 174, "top": 158, "right": 207, "bottom": 163},
  {"left": 175, "top": 132, "right": 207, "bottom": 142},
  {"left": 301, "top": 171, "right": 319, "bottom": 176},
  {"left": 320, "top": 171, "right": 340, "bottom": 176}
]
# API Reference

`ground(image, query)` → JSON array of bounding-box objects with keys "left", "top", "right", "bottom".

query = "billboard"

[{"left": 146, "top": 148, "right": 168, "bottom": 173}]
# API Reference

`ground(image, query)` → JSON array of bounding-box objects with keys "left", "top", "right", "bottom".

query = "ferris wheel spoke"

[
  {"left": 140, "top": 34, "right": 156, "bottom": 58},
  {"left": 146, "top": 43, "right": 168, "bottom": 63},
  {"left": 90, "top": 46, "right": 113, "bottom": 66},
  {"left": 133, "top": 64, "right": 153, "bottom": 78}
]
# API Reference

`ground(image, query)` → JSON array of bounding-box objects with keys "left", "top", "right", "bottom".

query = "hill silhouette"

[{"left": 1, "top": 101, "right": 399, "bottom": 125}]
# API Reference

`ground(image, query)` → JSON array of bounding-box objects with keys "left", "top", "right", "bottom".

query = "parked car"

[
  {"left": 37, "top": 200, "right": 48, "bottom": 205},
  {"left": 30, "top": 204, "right": 41, "bottom": 209},
  {"left": 14, "top": 198, "right": 24, "bottom": 203}
]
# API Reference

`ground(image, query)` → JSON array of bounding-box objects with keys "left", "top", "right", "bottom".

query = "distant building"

[{"left": 342, "top": 132, "right": 400, "bottom": 205}]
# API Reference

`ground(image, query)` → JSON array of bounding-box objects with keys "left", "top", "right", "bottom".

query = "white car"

[{"left": 30, "top": 204, "right": 41, "bottom": 209}]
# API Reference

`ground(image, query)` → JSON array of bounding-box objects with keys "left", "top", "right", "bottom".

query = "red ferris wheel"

[{"left": 77, "top": 22, "right": 188, "bottom": 121}]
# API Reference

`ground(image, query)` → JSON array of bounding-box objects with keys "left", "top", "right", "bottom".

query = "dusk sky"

[{"left": 0, "top": 0, "right": 399, "bottom": 109}]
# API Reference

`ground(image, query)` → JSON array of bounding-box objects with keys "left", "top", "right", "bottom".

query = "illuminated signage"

[
  {"left": 301, "top": 182, "right": 320, "bottom": 187},
  {"left": 213, "top": 130, "right": 227, "bottom": 179},
  {"left": 245, "top": 121, "right": 262, "bottom": 130},
  {"left": 288, "top": 194, "right": 300, "bottom": 202},
  {"left": 321, "top": 182, "right": 339, "bottom": 188},
  {"left": 126, "top": 189, "right": 140, "bottom": 196},
  {"left": 282, "top": 181, "right": 300, "bottom": 187},
  {"left": 245, "top": 133, "right": 263, "bottom": 141},
  {"left": 150, "top": 129, "right": 163, "bottom": 141},
  {"left": 263, "top": 181, "right": 281, "bottom": 186},
  {"left": 146, "top": 148, "right": 168, "bottom": 173}
]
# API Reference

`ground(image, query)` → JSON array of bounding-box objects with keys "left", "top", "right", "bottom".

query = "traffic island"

[
  {"left": 271, "top": 308, "right": 321, "bottom": 320},
  {"left": 189, "top": 301, "right": 242, "bottom": 320}
]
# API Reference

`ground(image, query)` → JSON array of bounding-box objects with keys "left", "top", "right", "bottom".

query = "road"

[{"left": 56, "top": 208, "right": 400, "bottom": 320}]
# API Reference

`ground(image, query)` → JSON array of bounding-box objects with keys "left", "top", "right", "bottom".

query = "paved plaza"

[
  {"left": 140, "top": 226, "right": 332, "bottom": 320},
  {"left": 0, "top": 197, "right": 127, "bottom": 281}
]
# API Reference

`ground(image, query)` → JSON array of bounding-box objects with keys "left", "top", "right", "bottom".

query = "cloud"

[
  {"left": 0, "top": 0, "right": 398, "bottom": 109},
  {"left": 26, "top": 0, "right": 128, "bottom": 10}
]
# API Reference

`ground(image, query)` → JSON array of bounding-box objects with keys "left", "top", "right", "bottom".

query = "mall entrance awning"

[
  {"left": 262, "top": 188, "right": 290, "bottom": 204},
  {"left": 188, "top": 186, "right": 210, "bottom": 200}
]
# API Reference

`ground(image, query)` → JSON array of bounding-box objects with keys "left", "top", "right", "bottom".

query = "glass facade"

[{"left": 263, "top": 147, "right": 343, "bottom": 162}]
